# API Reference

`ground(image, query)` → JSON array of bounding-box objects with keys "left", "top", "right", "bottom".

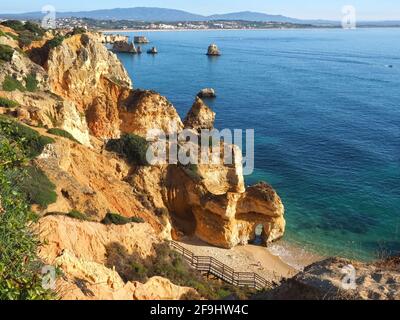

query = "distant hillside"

[
  {"left": 208, "top": 11, "right": 302, "bottom": 23},
  {"left": 0, "top": 7, "right": 398, "bottom": 26},
  {"left": 0, "top": 7, "right": 303, "bottom": 23}
]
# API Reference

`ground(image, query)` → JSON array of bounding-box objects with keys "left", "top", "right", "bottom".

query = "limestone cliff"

[{"left": 1, "top": 28, "right": 285, "bottom": 300}]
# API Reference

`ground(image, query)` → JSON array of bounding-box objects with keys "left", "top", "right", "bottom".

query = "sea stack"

[
  {"left": 147, "top": 47, "right": 158, "bottom": 54},
  {"left": 112, "top": 40, "right": 137, "bottom": 54},
  {"left": 197, "top": 88, "right": 216, "bottom": 98},
  {"left": 134, "top": 36, "right": 150, "bottom": 44},
  {"left": 207, "top": 44, "right": 221, "bottom": 56}
]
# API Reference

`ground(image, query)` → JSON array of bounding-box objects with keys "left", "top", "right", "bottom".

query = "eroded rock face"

[
  {"left": 45, "top": 33, "right": 132, "bottom": 138},
  {"left": 128, "top": 142, "right": 285, "bottom": 248},
  {"left": 38, "top": 216, "right": 197, "bottom": 300},
  {"left": 119, "top": 90, "right": 183, "bottom": 137},
  {"left": 184, "top": 97, "right": 216, "bottom": 131},
  {"left": 258, "top": 257, "right": 400, "bottom": 300},
  {"left": 35, "top": 138, "right": 162, "bottom": 230}
]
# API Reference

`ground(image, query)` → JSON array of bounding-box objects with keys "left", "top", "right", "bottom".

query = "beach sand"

[{"left": 177, "top": 237, "right": 322, "bottom": 283}]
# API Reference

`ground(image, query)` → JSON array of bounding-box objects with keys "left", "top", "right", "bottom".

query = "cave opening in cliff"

[
  {"left": 252, "top": 224, "right": 264, "bottom": 245},
  {"left": 170, "top": 209, "right": 197, "bottom": 236}
]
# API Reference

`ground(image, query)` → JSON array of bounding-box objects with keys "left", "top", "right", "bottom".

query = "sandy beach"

[{"left": 177, "top": 237, "right": 322, "bottom": 283}]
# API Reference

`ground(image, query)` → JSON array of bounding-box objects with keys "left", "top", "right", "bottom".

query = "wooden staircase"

[{"left": 170, "top": 241, "right": 275, "bottom": 290}]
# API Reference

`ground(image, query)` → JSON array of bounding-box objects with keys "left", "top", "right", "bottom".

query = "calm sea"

[{"left": 113, "top": 29, "right": 400, "bottom": 261}]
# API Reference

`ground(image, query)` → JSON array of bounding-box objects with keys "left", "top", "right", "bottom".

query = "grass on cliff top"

[
  {"left": 0, "top": 116, "right": 56, "bottom": 299},
  {"left": 0, "top": 96, "right": 19, "bottom": 108},
  {"left": 106, "top": 134, "right": 149, "bottom": 166},
  {"left": 106, "top": 241, "right": 255, "bottom": 300},
  {"left": 1, "top": 20, "right": 45, "bottom": 47},
  {"left": 47, "top": 128, "right": 80, "bottom": 144},
  {"left": 101, "top": 212, "right": 145, "bottom": 225}
]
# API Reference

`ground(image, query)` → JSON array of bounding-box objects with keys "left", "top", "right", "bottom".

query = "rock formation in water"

[
  {"left": 183, "top": 97, "right": 216, "bottom": 131},
  {"left": 112, "top": 41, "right": 138, "bottom": 53},
  {"left": 197, "top": 88, "right": 217, "bottom": 98},
  {"left": 101, "top": 34, "right": 129, "bottom": 44},
  {"left": 147, "top": 47, "right": 158, "bottom": 54},
  {"left": 207, "top": 44, "right": 221, "bottom": 56},
  {"left": 134, "top": 36, "right": 149, "bottom": 44}
]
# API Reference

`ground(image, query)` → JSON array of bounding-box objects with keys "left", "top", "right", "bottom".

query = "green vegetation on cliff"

[
  {"left": 0, "top": 116, "right": 55, "bottom": 299},
  {"left": 106, "top": 241, "right": 254, "bottom": 300},
  {"left": 102, "top": 212, "right": 145, "bottom": 225},
  {"left": 0, "top": 44, "right": 14, "bottom": 62},
  {"left": 2, "top": 76, "right": 26, "bottom": 92},
  {"left": 106, "top": 134, "right": 149, "bottom": 166},
  {"left": 1, "top": 20, "right": 45, "bottom": 47},
  {"left": 24, "top": 74, "right": 38, "bottom": 92},
  {"left": 0, "top": 97, "right": 19, "bottom": 108},
  {"left": 47, "top": 128, "right": 80, "bottom": 144}
]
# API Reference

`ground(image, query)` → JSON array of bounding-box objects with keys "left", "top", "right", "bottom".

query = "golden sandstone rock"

[{"left": 1, "top": 30, "right": 285, "bottom": 299}]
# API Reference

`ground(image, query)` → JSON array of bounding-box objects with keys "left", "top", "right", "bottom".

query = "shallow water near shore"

[{"left": 113, "top": 28, "right": 400, "bottom": 262}]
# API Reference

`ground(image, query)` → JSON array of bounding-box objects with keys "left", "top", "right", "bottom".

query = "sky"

[{"left": 0, "top": 0, "right": 399, "bottom": 20}]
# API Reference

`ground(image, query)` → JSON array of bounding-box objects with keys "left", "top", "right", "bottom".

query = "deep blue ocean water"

[{"left": 113, "top": 29, "right": 400, "bottom": 261}]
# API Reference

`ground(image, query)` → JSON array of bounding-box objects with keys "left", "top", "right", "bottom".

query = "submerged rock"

[{"left": 207, "top": 44, "right": 221, "bottom": 56}]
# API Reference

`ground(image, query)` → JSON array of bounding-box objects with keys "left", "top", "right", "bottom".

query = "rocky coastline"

[{"left": 1, "top": 23, "right": 399, "bottom": 300}]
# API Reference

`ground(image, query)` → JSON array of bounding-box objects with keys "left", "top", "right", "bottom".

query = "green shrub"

[
  {"left": 17, "top": 165, "right": 57, "bottom": 209},
  {"left": 0, "top": 116, "right": 54, "bottom": 159},
  {"left": 131, "top": 261, "right": 148, "bottom": 280},
  {"left": 148, "top": 242, "right": 253, "bottom": 300},
  {"left": 46, "top": 35, "right": 65, "bottom": 49},
  {"left": 1, "top": 21, "right": 44, "bottom": 47},
  {"left": 1, "top": 20, "right": 25, "bottom": 31},
  {"left": 67, "top": 210, "right": 90, "bottom": 221},
  {"left": 68, "top": 27, "right": 87, "bottom": 36},
  {"left": 0, "top": 97, "right": 19, "bottom": 108},
  {"left": 0, "top": 30, "right": 6, "bottom": 37},
  {"left": 0, "top": 44, "right": 14, "bottom": 62},
  {"left": 0, "top": 115, "right": 55, "bottom": 299},
  {"left": 47, "top": 128, "right": 80, "bottom": 144},
  {"left": 106, "top": 134, "right": 149, "bottom": 165},
  {"left": 101, "top": 212, "right": 144, "bottom": 225},
  {"left": 2, "top": 75, "right": 26, "bottom": 92},
  {"left": 23, "top": 21, "right": 45, "bottom": 37},
  {"left": 25, "top": 74, "right": 38, "bottom": 92}
]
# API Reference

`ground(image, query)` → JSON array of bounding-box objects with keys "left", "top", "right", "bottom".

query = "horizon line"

[{"left": 0, "top": 6, "right": 399, "bottom": 22}]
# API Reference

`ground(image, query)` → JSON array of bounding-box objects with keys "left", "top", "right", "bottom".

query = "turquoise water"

[{"left": 114, "top": 29, "right": 400, "bottom": 261}]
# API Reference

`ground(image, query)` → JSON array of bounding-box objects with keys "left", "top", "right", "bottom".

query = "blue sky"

[{"left": 1, "top": 0, "right": 399, "bottom": 20}]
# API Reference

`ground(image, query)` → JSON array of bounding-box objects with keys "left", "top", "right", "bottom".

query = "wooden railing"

[{"left": 170, "top": 241, "right": 274, "bottom": 290}]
